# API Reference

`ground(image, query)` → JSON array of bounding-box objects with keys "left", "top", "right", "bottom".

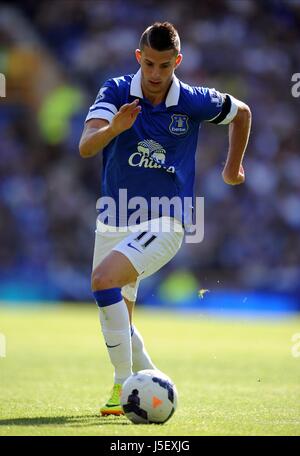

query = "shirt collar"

[{"left": 130, "top": 68, "right": 180, "bottom": 107}]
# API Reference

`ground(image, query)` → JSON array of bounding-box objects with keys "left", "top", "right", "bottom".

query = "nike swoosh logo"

[
  {"left": 127, "top": 242, "right": 142, "bottom": 253},
  {"left": 105, "top": 343, "right": 121, "bottom": 348}
]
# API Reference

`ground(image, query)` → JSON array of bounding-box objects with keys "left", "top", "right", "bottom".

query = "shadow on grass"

[{"left": 0, "top": 414, "right": 129, "bottom": 427}]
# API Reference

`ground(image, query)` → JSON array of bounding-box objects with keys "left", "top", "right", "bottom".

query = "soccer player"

[{"left": 79, "top": 22, "right": 251, "bottom": 416}]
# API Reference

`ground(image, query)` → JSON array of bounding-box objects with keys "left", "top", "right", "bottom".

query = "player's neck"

[
  {"left": 142, "top": 89, "right": 165, "bottom": 106},
  {"left": 141, "top": 80, "right": 172, "bottom": 107}
]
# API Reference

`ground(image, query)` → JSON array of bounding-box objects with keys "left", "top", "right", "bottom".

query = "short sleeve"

[
  {"left": 85, "top": 79, "right": 120, "bottom": 123},
  {"left": 191, "top": 87, "right": 239, "bottom": 125}
]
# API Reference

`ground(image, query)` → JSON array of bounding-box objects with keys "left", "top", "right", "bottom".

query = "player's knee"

[{"left": 91, "top": 268, "right": 114, "bottom": 291}]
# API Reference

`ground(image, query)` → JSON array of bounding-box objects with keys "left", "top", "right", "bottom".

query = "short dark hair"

[{"left": 139, "top": 22, "right": 180, "bottom": 54}]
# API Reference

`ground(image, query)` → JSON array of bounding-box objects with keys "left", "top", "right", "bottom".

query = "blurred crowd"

[{"left": 0, "top": 0, "right": 300, "bottom": 301}]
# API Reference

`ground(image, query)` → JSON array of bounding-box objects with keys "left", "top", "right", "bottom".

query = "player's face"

[{"left": 136, "top": 46, "right": 182, "bottom": 97}]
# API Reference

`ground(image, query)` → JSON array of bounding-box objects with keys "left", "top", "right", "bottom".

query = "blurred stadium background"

[{"left": 0, "top": 0, "right": 300, "bottom": 315}]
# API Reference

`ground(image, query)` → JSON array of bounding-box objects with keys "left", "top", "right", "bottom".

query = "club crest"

[{"left": 169, "top": 114, "right": 189, "bottom": 135}]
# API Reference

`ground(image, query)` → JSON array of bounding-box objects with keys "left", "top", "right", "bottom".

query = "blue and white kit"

[
  {"left": 86, "top": 69, "right": 239, "bottom": 300},
  {"left": 86, "top": 69, "right": 239, "bottom": 227}
]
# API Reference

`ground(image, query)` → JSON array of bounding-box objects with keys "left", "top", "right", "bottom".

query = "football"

[{"left": 120, "top": 369, "right": 178, "bottom": 424}]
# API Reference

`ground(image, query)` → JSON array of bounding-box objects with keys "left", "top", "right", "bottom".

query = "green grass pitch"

[{"left": 0, "top": 304, "right": 300, "bottom": 436}]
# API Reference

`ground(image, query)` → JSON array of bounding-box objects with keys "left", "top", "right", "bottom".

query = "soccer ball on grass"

[{"left": 121, "top": 369, "right": 178, "bottom": 424}]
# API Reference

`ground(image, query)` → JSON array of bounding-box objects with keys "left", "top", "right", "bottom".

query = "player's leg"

[
  {"left": 92, "top": 227, "right": 138, "bottom": 416},
  {"left": 92, "top": 250, "right": 139, "bottom": 387},
  {"left": 92, "top": 250, "right": 139, "bottom": 290},
  {"left": 110, "top": 217, "right": 184, "bottom": 375},
  {"left": 122, "top": 295, "right": 134, "bottom": 325},
  {"left": 93, "top": 217, "right": 183, "bottom": 415},
  {"left": 122, "top": 294, "right": 156, "bottom": 372}
]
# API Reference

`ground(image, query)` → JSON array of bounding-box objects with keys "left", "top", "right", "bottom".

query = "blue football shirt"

[{"left": 85, "top": 69, "right": 239, "bottom": 228}]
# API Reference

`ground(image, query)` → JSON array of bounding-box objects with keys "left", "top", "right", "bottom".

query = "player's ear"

[
  {"left": 135, "top": 49, "right": 141, "bottom": 64},
  {"left": 175, "top": 53, "right": 183, "bottom": 69}
]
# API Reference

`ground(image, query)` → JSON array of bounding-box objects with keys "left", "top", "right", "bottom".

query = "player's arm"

[
  {"left": 79, "top": 99, "right": 141, "bottom": 158},
  {"left": 196, "top": 88, "right": 251, "bottom": 185},
  {"left": 222, "top": 100, "right": 252, "bottom": 185}
]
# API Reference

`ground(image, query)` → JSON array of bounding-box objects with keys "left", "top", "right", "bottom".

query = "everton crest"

[{"left": 169, "top": 114, "right": 189, "bottom": 135}]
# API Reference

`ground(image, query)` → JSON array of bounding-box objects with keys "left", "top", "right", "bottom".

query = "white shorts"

[{"left": 92, "top": 217, "right": 184, "bottom": 302}]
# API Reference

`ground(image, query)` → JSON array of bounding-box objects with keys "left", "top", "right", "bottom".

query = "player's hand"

[
  {"left": 110, "top": 99, "right": 141, "bottom": 135},
  {"left": 222, "top": 164, "right": 245, "bottom": 185}
]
